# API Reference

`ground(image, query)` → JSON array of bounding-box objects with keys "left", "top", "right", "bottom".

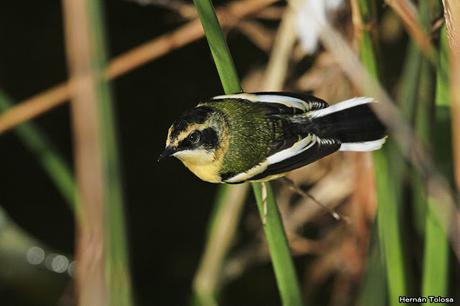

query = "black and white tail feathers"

[
  {"left": 310, "top": 97, "right": 386, "bottom": 151},
  {"left": 212, "top": 93, "right": 387, "bottom": 152}
]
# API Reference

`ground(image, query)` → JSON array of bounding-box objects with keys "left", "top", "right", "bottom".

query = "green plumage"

[
  {"left": 200, "top": 99, "right": 284, "bottom": 177},
  {"left": 161, "top": 92, "right": 386, "bottom": 183}
]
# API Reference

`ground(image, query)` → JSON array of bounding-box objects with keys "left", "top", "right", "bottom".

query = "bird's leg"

[
  {"left": 280, "top": 177, "right": 350, "bottom": 224},
  {"left": 261, "top": 182, "right": 268, "bottom": 225}
]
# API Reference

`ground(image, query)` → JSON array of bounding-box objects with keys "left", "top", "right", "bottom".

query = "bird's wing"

[
  {"left": 251, "top": 137, "right": 340, "bottom": 181},
  {"left": 224, "top": 135, "right": 340, "bottom": 183},
  {"left": 210, "top": 92, "right": 335, "bottom": 183},
  {"left": 212, "top": 92, "right": 329, "bottom": 112}
]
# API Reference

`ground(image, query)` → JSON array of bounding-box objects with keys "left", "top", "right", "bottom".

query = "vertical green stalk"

[
  {"left": 411, "top": 0, "right": 435, "bottom": 241},
  {"left": 192, "top": 0, "right": 303, "bottom": 305},
  {"left": 357, "top": 0, "right": 408, "bottom": 304},
  {"left": 400, "top": 1, "right": 450, "bottom": 300},
  {"left": 252, "top": 183, "right": 304, "bottom": 306},
  {"left": 422, "top": 26, "right": 450, "bottom": 301},
  {"left": 0, "top": 91, "right": 76, "bottom": 210},
  {"left": 395, "top": 36, "right": 425, "bottom": 240},
  {"left": 88, "top": 2, "right": 134, "bottom": 305},
  {"left": 373, "top": 149, "right": 408, "bottom": 304},
  {"left": 192, "top": 0, "right": 241, "bottom": 306},
  {"left": 192, "top": 0, "right": 240, "bottom": 94},
  {"left": 354, "top": 2, "right": 387, "bottom": 302},
  {"left": 357, "top": 224, "right": 387, "bottom": 306}
]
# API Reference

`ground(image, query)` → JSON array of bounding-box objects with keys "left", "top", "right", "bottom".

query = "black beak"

[{"left": 157, "top": 146, "right": 176, "bottom": 162}]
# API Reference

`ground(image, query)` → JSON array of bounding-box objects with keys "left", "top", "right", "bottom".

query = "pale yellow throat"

[{"left": 173, "top": 149, "right": 222, "bottom": 183}]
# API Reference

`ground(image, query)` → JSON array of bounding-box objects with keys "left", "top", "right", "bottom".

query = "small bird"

[{"left": 159, "top": 92, "right": 386, "bottom": 183}]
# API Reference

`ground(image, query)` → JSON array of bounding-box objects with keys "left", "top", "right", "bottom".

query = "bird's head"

[{"left": 159, "top": 106, "right": 227, "bottom": 165}]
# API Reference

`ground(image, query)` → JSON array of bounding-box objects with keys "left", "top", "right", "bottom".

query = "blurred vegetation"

[{"left": 0, "top": 0, "right": 459, "bottom": 306}]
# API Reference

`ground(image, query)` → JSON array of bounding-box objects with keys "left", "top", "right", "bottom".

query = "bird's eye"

[{"left": 188, "top": 130, "right": 201, "bottom": 144}]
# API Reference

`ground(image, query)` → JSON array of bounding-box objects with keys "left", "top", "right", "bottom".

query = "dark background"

[{"left": 0, "top": 1, "right": 281, "bottom": 305}]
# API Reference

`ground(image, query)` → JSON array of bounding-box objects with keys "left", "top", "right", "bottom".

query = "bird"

[{"left": 159, "top": 92, "right": 386, "bottom": 184}]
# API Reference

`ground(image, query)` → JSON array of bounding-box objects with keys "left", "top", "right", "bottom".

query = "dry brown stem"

[
  {"left": 62, "top": 0, "right": 106, "bottom": 305},
  {"left": 442, "top": 0, "right": 460, "bottom": 192},
  {"left": 254, "top": 6, "right": 285, "bottom": 19},
  {"left": 192, "top": 184, "right": 249, "bottom": 305},
  {"left": 0, "top": 0, "right": 279, "bottom": 135},
  {"left": 127, "top": 0, "right": 197, "bottom": 18},
  {"left": 385, "top": 0, "right": 436, "bottom": 61},
  {"left": 237, "top": 21, "right": 274, "bottom": 52},
  {"left": 261, "top": 3, "right": 298, "bottom": 90}
]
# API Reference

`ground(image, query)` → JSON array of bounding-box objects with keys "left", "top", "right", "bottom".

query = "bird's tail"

[{"left": 309, "top": 97, "right": 387, "bottom": 151}]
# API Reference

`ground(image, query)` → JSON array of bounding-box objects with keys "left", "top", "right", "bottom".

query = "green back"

[{"left": 202, "top": 99, "right": 277, "bottom": 176}]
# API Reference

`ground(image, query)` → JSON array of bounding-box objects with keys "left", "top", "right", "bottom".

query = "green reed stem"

[
  {"left": 89, "top": 2, "right": 134, "bottom": 304},
  {"left": 192, "top": 0, "right": 240, "bottom": 94},
  {"left": 192, "top": 0, "right": 303, "bottom": 305},
  {"left": 357, "top": 0, "right": 409, "bottom": 304},
  {"left": 422, "top": 25, "right": 450, "bottom": 301},
  {"left": 252, "top": 183, "right": 304, "bottom": 306}
]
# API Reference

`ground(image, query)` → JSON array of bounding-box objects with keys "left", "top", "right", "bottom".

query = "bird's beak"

[{"left": 158, "top": 146, "right": 176, "bottom": 162}]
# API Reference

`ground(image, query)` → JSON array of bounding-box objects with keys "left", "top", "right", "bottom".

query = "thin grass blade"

[
  {"left": 192, "top": 0, "right": 241, "bottom": 94},
  {"left": 356, "top": 0, "right": 409, "bottom": 304},
  {"left": 0, "top": 91, "right": 75, "bottom": 210},
  {"left": 422, "top": 26, "right": 450, "bottom": 301}
]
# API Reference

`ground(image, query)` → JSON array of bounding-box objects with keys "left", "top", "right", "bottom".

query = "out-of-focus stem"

[
  {"left": 262, "top": 4, "right": 297, "bottom": 90},
  {"left": 0, "top": 0, "right": 279, "bottom": 135},
  {"left": 192, "top": 184, "right": 249, "bottom": 306},
  {"left": 316, "top": 0, "right": 460, "bottom": 261},
  {"left": 62, "top": 0, "right": 107, "bottom": 303},
  {"left": 0, "top": 92, "right": 76, "bottom": 211},
  {"left": 354, "top": 0, "right": 409, "bottom": 304},
  {"left": 422, "top": 25, "right": 451, "bottom": 301},
  {"left": 442, "top": 0, "right": 460, "bottom": 192},
  {"left": 385, "top": 0, "right": 436, "bottom": 62},
  {"left": 62, "top": 0, "right": 133, "bottom": 305}
]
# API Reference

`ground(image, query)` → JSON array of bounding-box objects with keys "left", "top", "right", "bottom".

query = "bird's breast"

[{"left": 181, "top": 160, "right": 222, "bottom": 183}]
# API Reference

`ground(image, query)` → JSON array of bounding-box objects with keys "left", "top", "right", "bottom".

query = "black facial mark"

[
  {"left": 177, "top": 129, "right": 202, "bottom": 151},
  {"left": 176, "top": 128, "right": 218, "bottom": 151},
  {"left": 170, "top": 107, "right": 213, "bottom": 140},
  {"left": 200, "top": 128, "right": 218, "bottom": 150}
]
